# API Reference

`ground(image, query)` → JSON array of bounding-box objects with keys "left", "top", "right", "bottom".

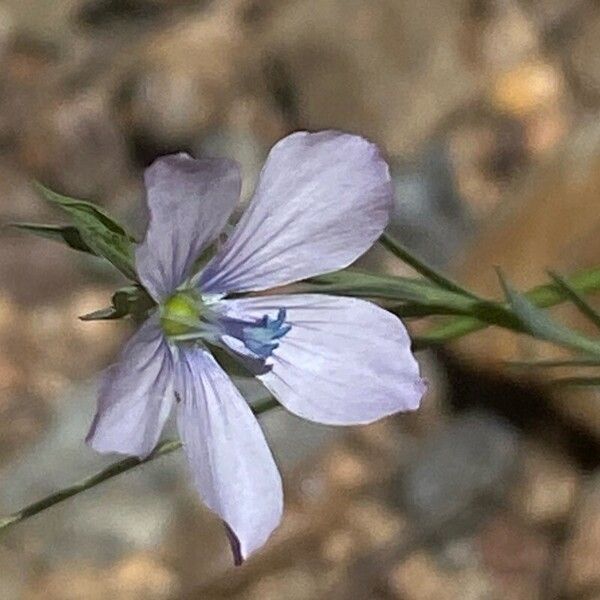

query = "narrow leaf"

[
  {"left": 550, "top": 376, "right": 600, "bottom": 387},
  {"left": 304, "top": 269, "right": 519, "bottom": 329},
  {"left": 497, "top": 268, "right": 600, "bottom": 357},
  {"left": 380, "top": 232, "right": 478, "bottom": 298},
  {"left": 35, "top": 183, "right": 131, "bottom": 236},
  {"left": 508, "top": 358, "right": 600, "bottom": 369},
  {"left": 414, "top": 265, "right": 600, "bottom": 349},
  {"left": 0, "top": 396, "right": 279, "bottom": 534},
  {"left": 548, "top": 270, "right": 600, "bottom": 331},
  {"left": 35, "top": 183, "right": 137, "bottom": 280},
  {"left": 9, "top": 223, "right": 93, "bottom": 254},
  {"left": 306, "top": 270, "right": 448, "bottom": 301}
]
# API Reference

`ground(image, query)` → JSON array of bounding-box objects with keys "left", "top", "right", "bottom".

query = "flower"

[{"left": 87, "top": 131, "right": 426, "bottom": 564}]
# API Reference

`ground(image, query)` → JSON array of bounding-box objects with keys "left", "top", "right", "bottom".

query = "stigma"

[{"left": 160, "top": 290, "right": 202, "bottom": 338}]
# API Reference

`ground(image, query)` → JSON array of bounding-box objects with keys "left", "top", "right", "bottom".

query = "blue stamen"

[{"left": 241, "top": 308, "right": 291, "bottom": 359}]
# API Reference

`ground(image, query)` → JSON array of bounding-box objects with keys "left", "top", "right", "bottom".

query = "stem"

[
  {"left": 0, "top": 397, "right": 280, "bottom": 534},
  {"left": 380, "top": 233, "right": 478, "bottom": 298},
  {"left": 508, "top": 358, "right": 600, "bottom": 369},
  {"left": 413, "top": 266, "right": 600, "bottom": 349},
  {"left": 549, "top": 376, "right": 600, "bottom": 387},
  {"left": 547, "top": 270, "right": 600, "bottom": 332},
  {"left": 2, "top": 266, "right": 599, "bottom": 533}
]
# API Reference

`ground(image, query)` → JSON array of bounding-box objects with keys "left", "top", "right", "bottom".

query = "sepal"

[{"left": 79, "top": 285, "right": 155, "bottom": 323}]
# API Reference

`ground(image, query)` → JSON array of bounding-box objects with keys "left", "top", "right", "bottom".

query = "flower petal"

[
  {"left": 199, "top": 131, "right": 392, "bottom": 294},
  {"left": 174, "top": 346, "right": 283, "bottom": 563},
  {"left": 86, "top": 316, "right": 174, "bottom": 458},
  {"left": 220, "top": 295, "right": 426, "bottom": 424},
  {"left": 136, "top": 153, "right": 241, "bottom": 300}
]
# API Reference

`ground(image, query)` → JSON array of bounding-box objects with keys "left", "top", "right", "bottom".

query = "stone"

[
  {"left": 402, "top": 411, "right": 520, "bottom": 528},
  {"left": 509, "top": 441, "right": 580, "bottom": 525},
  {"left": 521, "top": 0, "right": 589, "bottom": 30},
  {"left": 120, "top": 4, "right": 284, "bottom": 155},
  {"left": 20, "top": 91, "right": 132, "bottom": 200},
  {"left": 388, "top": 143, "right": 473, "bottom": 269},
  {"left": 490, "top": 61, "right": 564, "bottom": 117},
  {"left": 322, "top": 446, "right": 374, "bottom": 491},
  {"left": 471, "top": 0, "right": 540, "bottom": 73},
  {"left": 110, "top": 553, "right": 179, "bottom": 599},
  {"left": 477, "top": 512, "right": 551, "bottom": 600},
  {"left": 26, "top": 553, "right": 178, "bottom": 600},
  {"left": 343, "top": 499, "right": 407, "bottom": 550},
  {"left": 565, "top": 7, "right": 600, "bottom": 98},
  {"left": 321, "top": 529, "right": 357, "bottom": 564},
  {"left": 246, "top": 568, "right": 320, "bottom": 600},
  {"left": 0, "top": 5, "right": 13, "bottom": 60},
  {"left": 0, "top": 0, "right": 80, "bottom": 43},
  {"left": 563, "top": 475, "right": 600, "bottom": 595},
  {"left": 388, "top": 551, "right": 458, "bottom": 600},
  {"left": 268, "top": 0, "right": 480, "bottom": 158}
]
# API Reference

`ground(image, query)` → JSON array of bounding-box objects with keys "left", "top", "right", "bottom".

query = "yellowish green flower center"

[{"left": 160, "top": 291, "right": 202, "bottom": 337}]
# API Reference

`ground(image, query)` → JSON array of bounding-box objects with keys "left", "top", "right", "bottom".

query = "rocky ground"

[{"left": 0, "top": 0, "right": 599, "bottom": 598}]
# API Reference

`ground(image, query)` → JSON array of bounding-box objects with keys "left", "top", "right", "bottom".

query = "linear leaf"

[
  {"left": 497, "top": 269, "right": 600, "bottom": 357},
  {"left": 0, "top": 396, "right": 279, "bottom": 534},
  {"left": 10, "top": 223, "right": 93, "bottom": 253},
  {"left": 508, "top": 358, "right": 600, "bottom": 369},
  {"left": 548, "top": 270, "right": 600, "bottom": 331},
  {"left": 414, "top": 266, "right": 600, "bottom": 349},
  {"left": 35, "top": 183, "right": 137, "bottom": 280},
  {"left": 550, "top": 376, "right": 600, "bottom": 387},
  {"left": 380, "top": 232, "right": 478, "bottom": 298},
  {"left": 304, "top": 269, "right": 519, "bottom": 330}
]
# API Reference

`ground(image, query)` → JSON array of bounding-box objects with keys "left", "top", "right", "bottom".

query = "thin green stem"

[
  {"left": 496, "top": 267, "right": 600, "bottom": 358},
  {"left": 0, "top": 397, "right": 281, "bottom": 534},
  {"left": 508, "top": 358, "right": 600, "bottom": 369},
  {"left": 380, "top": 233, "right": 479, "bottom": 298},
  {"left": 3, "top": 265, "right": 600, "bottom": 534},
  {"left": 547, "top": 270, "right": 600, "bottom": 332},
  {"left": 549, "top": 376, "right": 600, "bottom": 387},
  {"left": 413, "top": 266, "right": 600, "bottom": 350}
]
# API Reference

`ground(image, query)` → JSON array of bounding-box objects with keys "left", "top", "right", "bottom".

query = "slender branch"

[
  {"left": 508, "top": 358, "right": 600, "bottom": 369},
  {"left": 3, "top": 266, "right": 600, "bottom": 533},
  {"left": 548, "top": 270, "right": 600, "bottom": 332},
  {"left": 380, "top": 233, "right": 479, "bottom": 298},
  {"left": 0, "top": 397, "right": 280, "bottom": 533},
  {"left": 413, "top": 266, "right": 600, "bottom": 349},
  {"left": 496, "top": 267, "right": 600, "bottom": 358},
  {"left": 549, "top": 376, "right": 600, "bottom": 387}
]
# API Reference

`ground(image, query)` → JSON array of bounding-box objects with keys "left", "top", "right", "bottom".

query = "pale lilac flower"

[{"left": 87, "top": 131, "right": 426, "bottom": 563}]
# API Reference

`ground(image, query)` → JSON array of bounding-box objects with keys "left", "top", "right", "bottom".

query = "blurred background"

[{"left": 0, "top": 0, "right": 600, "bottom": 598}]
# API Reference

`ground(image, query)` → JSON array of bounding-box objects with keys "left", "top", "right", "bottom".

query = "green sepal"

[
  {"left": 79, "top": 285, "right": 155, "bottom": 323},
  {"left": 34, "top": 183, "right": 137, "bottom": 280}
]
